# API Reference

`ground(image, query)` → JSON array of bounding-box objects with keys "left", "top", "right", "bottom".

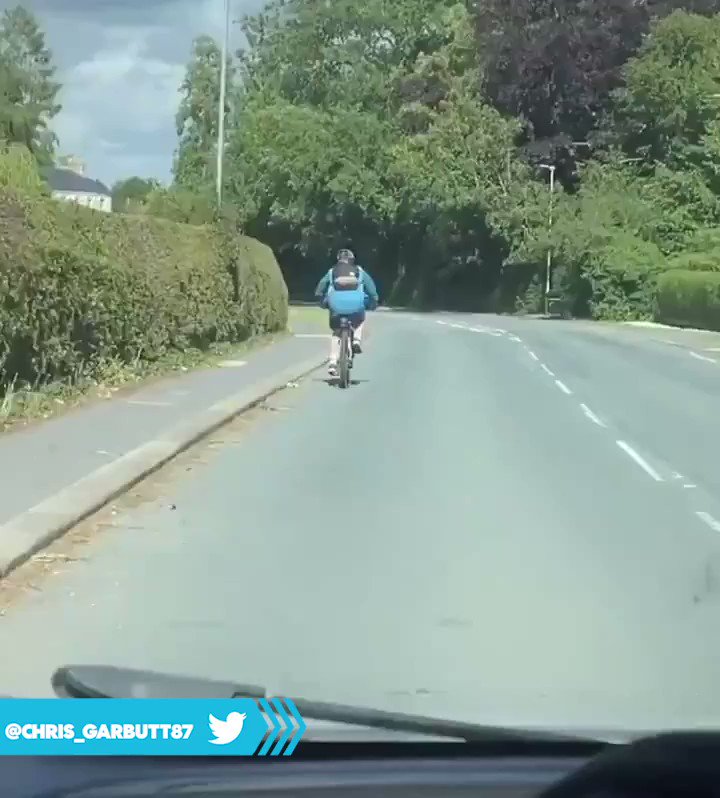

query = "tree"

[
  {"left": 173, "top": 35, "right": 235, "bottom": 188},
  {"left": 613, "top": 11, "right": 720, "bottom": 168},
  {"left": 142, "top": 185, "right": 216, "bottom": 225},
  {"left": 111, "top": 176, "right": 161, "bottom": 213},
  {"left": 174, "top": 0, "right": 720, "bottom": 319},
  {"left": 0, "top": 5, "right": 61, "bottom": 162},
  {"left": 224, "top": 0, "right": 531, "bottom": 305},
  {"left": 472, "top": 0, "right": 720, "bottom": 183}
]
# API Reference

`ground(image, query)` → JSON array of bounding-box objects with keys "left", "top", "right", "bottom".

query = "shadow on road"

[{"left": 313, "top": 377, "right": 369, "bottom": 388}]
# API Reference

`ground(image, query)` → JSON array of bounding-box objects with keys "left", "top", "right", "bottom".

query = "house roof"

[{"left": 41, "top": 167, "right": 111, "bottom": 197}]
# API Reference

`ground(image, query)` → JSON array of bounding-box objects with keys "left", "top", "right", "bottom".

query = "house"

[{"left": 42, "top": 156, "right": 112, "bottom": 213}]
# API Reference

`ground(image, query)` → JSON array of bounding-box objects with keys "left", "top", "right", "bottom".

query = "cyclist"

[{"left": 314, "top": 249, "right": 379, "bottom": 378}]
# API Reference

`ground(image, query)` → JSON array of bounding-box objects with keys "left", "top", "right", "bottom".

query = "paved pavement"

[
  {"left": 0, "top": 334, "right": 326, "bottom": 525},
  {"left": 1, "top": 311, "right": 720, "bottom": 737}
]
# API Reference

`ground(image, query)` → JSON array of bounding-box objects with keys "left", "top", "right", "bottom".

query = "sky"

[{"left": 2, "top": 0, "right": 264, "bottom": 187}]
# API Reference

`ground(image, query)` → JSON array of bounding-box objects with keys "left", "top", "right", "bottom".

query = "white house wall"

[{"left": 53, "top": 190, "right": 112, "bottom": 213}]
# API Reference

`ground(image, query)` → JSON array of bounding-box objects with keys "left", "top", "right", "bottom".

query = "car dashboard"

[
  {"left": 2, "top": 733, "right": 718, "bottom": 798},
  {"left": 0, "top": 745, "right": 600, "bottom": 798}
]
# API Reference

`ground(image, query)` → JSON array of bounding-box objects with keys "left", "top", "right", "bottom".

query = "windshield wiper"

[{"left": 52, "top": 665, "right": 611, "bottom": 744}]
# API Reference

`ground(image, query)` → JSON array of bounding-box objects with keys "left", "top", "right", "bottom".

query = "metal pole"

[
  {"left": 544, "top": 165, "right": 555, "bottom": 315},
  {"left": 215, "top": 0, "right": 230, "bottom": 208}
]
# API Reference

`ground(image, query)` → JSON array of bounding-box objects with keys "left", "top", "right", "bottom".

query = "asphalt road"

[{"left": 1, "top": 311, "right": 720, "bottom": 737}]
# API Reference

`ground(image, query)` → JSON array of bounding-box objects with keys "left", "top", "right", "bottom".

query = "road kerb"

[{"left": 0, "top": 355, "right": 326, "bottom": 579}]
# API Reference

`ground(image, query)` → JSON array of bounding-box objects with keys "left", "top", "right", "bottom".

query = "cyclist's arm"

[
  {"left": 360, "top": 268, "right": 379, "bottom": 304},
  {"left": 314, "top": 270, "right": 331, "bottom": 302}
]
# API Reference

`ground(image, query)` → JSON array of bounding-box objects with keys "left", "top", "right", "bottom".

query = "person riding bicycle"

[{"left": 314, "top": 249, "right": 379, "bottom": 378}]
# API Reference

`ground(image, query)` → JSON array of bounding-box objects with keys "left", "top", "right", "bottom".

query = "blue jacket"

[{"left": 314, "top": 264, "right": 379, "bottom": 316}]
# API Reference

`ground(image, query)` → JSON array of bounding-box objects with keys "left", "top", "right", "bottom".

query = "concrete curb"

[{"left": 0, "top": 354, "right": 326, "bottom": 579}]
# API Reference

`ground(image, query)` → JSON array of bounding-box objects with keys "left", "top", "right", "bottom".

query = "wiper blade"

[
  {"left": 286, "top": 696, "right": 597, "bottom": 743},
  {"left": 52, "top": 665, "right": 606, "bottom": 744},
  {"left": 53, "top": 665, "right": 265, "bottom": 701}
]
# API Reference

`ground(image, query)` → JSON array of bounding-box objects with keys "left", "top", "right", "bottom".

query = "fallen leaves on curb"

[{"left": 31, "top": 553, "right": 85, "bottom": 564}]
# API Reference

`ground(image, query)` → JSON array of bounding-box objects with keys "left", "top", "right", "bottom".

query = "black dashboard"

[
  {"left": 2, "top": 734, "right": 719, "bottom": 798},
  {"left": 0, "top": 746, "right": 598, "bottom": 797}
]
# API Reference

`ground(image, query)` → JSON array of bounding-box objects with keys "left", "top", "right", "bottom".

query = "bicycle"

[{"left": 336, "top": 316, "right": 355, "bottom": 389}]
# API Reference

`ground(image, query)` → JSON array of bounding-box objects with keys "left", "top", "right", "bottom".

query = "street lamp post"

[
  {"left": 539, "top": 163, "right": 556, "bottom": 316},
  {"left": 215, "top": 0, "right": 230, "bottom": 208}
]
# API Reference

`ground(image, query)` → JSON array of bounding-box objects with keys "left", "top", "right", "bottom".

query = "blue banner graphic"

[{"left": 0, "top": 699, "right": 307, "bottom": 756}]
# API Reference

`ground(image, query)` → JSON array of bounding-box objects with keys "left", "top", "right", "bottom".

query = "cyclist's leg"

[
  {"left": 351, "top": 310, "right": 366, "bottom": 353},
  {"left": 328, "top": 313, "right": 341, "bottom": 376}
]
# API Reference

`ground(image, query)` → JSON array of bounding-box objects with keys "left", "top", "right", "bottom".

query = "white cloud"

[
  {"left": 2, "top": 0, "right": 264, "bottom": 186},
  {"left": 55, "top": 34, "right": 185, "bottom": 168},
  {"left": 52, "top": 22, "right": 190, "bottom": 185}
]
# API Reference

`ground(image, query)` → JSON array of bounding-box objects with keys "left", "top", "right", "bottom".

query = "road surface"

[{"left": 1, "top": 311, "right": 720, "bottom": 736}]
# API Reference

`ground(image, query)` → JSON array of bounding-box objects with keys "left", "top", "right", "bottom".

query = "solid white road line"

[{"left": 615, "top": 440, "right": 664, "bottom": 482}]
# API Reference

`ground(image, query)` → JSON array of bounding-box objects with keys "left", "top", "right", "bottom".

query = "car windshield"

[{"left": 0, "top": 0, "right": 719, "bottom": 746}]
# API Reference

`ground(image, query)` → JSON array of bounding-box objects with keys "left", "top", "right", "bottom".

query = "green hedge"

[
  {"left": 0, "top": 150, "right": 287, "bottom": 389},
  {"left": 664, "top": 249, "right": 720, "bottom": 272},
  {"left": 655, "top": 268, "right": 720, "bottom": 330}
]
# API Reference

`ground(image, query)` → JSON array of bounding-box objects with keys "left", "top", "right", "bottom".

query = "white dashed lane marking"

[
  {"left": 426, "top": 319, "right": 717, "bottom": 531},
  {"left": 125, "top": 399, "right": 173, "bottom": 407},
  {"left": 580, "top": 404, "right": 606, "bottom": 427},
  {"left": 615, "top": 440, "right": 664, "bottom": 482},
  {"left": 696, "top": 511, "right": 720, "bottom": 533},
  {"left": 469, "top": 326, "right": 504, "bottom": 336},
  {"left": 672, "top": 472, "right": 697, "bottom": 489},
  {"left": 689, "top": 351, "right": 716, "bottom": 363}
]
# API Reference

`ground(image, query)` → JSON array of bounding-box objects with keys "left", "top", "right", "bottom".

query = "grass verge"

[{"left": 287, "top": 304, "right": 328, "bottom": 331}]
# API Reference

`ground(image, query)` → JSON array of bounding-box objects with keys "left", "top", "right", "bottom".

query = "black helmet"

[{"left": 337, "top": 248, "right": 355, "bottom": 265}]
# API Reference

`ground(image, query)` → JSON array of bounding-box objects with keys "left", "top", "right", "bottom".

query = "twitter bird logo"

[{"left": 208, "top": 711, "right": 247, "bottom": 745}]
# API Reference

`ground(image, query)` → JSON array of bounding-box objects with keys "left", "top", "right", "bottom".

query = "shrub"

[
  {"left": 655, "top": 269, "right": 720, "bottom": 330},
  {"left": 0, "top": 149, "right": 287, "bottom": 389}
]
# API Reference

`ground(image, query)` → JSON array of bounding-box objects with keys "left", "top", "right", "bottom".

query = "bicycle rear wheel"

[{"left": 338, "top": 327, "right": 351, "bottom": 388}]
